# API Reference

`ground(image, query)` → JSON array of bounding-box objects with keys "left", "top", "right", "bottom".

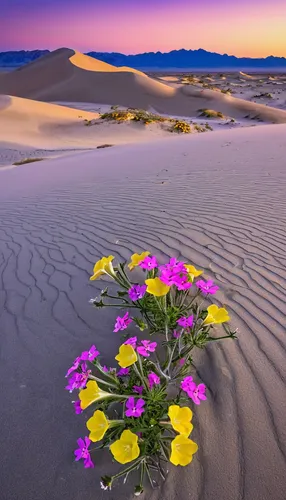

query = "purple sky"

[{"left": 1, "top": 0, "right": 286, "bottom": 57}]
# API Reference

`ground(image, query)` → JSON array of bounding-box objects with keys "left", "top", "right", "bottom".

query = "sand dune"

[
  {"left": 0, "top": 95, "right": 177, "bottom": 166},
  {"left": 1, "top": 48, "right": 286, "bottom": 123},
  {"left": 0, "top": 124, "right": 286, "bottom": 500}
]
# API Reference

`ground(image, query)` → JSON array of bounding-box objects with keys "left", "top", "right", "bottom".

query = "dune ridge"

[{"left": 1, "top": 48, "right": 286, "bottom": 123}]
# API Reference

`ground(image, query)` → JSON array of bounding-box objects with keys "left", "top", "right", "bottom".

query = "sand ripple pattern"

[{"left": 0, "top": 129, "right": 286, "bottom": 500}]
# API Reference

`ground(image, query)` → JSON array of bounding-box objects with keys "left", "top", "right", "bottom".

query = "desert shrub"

[
  {"left": 172, "top": 120, "right": 192, "bottom": 133},
  {"left": 194, "top": 124, "right": 206, "bottom": 133},
  {"left": 204, "top": 122, "right": 213, "bottom": 131},
  {"left": 253, "top": 93, "right": 273, "bottom": 99},
  {"left": 198, "top": 109, "right": 225, "bottom": 119},
  {"left": 13, "top": 157, "right": 43, "bottom": 166}
]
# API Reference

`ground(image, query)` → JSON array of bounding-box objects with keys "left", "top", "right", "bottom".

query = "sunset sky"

[{"left": 1, "top": 0, "right": 286, "bottom": 58}]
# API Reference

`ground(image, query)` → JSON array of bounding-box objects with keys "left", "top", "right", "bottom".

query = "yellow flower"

[
  {"left": 185, "top": 264, "right": 203, "bottom": 281},
  {"left": 79, "top": 380, "right": 111, "bottom": 410},
  {"left": 170, "top": 435, "right": 198, "bottom": 466},
  {"left": 168, "top": 405, "right": 193, "bottom": 436},
  {"left": 115, "top": 344, "right": 137, "bottom": 368},
  {"left": 128, "top": 251, "right": 150, "bottom": 270},
  {"left": 87, "top": 410, "right": 109, "bottom": 442},
  {"left": 204, "top": 304, "right": 230, "bottom": 325},
  {"left": 90, "top": 255, "right": 115, "bottom": 281},
  {"left": 145, "top": 277, "right": 170, "bottom": 297},
  {"left": 110, "top": 429, "right": 140, "bottom": 464}
]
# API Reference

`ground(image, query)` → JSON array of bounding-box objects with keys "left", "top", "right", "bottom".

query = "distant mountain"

[
  {"left": 1, "top": 48, "right": 286, "bottom": 70},
  {"left": 0, "top": 49, "right": 49, "bottom": 67}
]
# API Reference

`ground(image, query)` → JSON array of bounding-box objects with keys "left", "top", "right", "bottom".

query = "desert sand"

[
  {"left": 2, "top": 49, "right": 286, "bottom": 168},
  {"left": 0, "top": 48, "right": 286, "bottom": 500}
]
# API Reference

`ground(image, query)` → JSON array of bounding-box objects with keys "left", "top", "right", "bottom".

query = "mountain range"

[{"left": 1, "top": 48, "right": 286, "bottom": 70}]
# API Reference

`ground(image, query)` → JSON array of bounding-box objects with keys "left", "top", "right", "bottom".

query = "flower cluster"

[{"left": 66, "top": 252, "right": 237, "bottom": 493}]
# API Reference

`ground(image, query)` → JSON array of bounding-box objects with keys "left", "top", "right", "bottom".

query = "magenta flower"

[
  {"left": 73, "top": 400, "right": 83, "bottom": 414},
  {"left": 133, "top": 385, "right": 144, "bottom": 395},
  {"left": 74, "top": 437, "right": 94, "bottom": 468},
  {"left": 180, "top": 375, "right": 195, "bottom": 393},
  {"left": 66, "top": 356, "right": 81, "bottom": 377},
  {"left": 102, "top": 365, "right": 110, "bottom": 373},
  {"left": 177, "top": 315, "right": 194, "bottom": 329},
  {"left": 113, "top": 312, "right": 132, "bottom": 332},
  {"left": 181, "top": 376, "right": 207, "bottom": 405},
  {"left": 81, "top": 345, "right": 100, "bottom": 362},
  {"left": 189, "top": 383, "right": 207, "bottom": 405},
  {"left": 159, "top": 257, "right": 191, "bottom": 290},
  {"left": 148, "top": 372, "right": 160, "bottom": 389},
  {"left": 128, "top": 284, "right": 147, "bottom": 301},
  {"left": 139, "top": 255, "right": 158, "bottom": 270},
  {"left": 173, "top": 330, "right": 181, "bottom": 339},
  {"left": 176, "top": 280, "right": 192, "bottom": 291},
  {"left": 179, "top": 358, "right": 186, "bottom": 366},
  {"left": 125, "top": 397, "right": 145, "bottom": 418},
  {"left": 117, "top": 367, "right": 130, "bottom": 377},
  {"left": 196, "top": 279, "right": 219, "bottom": 296},
  {"left": 66, "top": 363, "right": 91, "bottom": 392},
  {"left": 137, "top": 340, "right": 157, "bottom": 358},
  {"left": 124, "top": 336, "right": 138, "bottom": 349}
]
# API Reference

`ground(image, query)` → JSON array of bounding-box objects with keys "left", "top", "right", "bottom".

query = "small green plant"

[
  {"left": 204, "top": 122, "right": 213, "bottom": 131},
  {"left": 221, "top": 88, "right": 232, "bottom": 95},
  {"left": 253, "top": 93, "right": 273, "bottom": 99},
  {"left": 13, "top": 157, "right": 44, "bottom": 166},
  {"left": 194, "top": 124, "right": 206, "bottom": 133}
]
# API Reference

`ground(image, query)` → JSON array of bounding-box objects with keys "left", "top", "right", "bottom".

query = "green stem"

[
  {"left": 112, "top": 458, "right": 143, "bottom": 481},
  {"left": 208, "top": 334, "right": 236, "bottom": 341},
  {"left": 88, "top": 374, "right": 118, "bottom": 389},
  {"left": 134, "top": 362, "right": 147, "bottom": 389}
]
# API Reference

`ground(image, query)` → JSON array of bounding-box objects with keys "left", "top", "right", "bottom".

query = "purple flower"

[
  {"left": 66, "top": 356, "right": 81, "bottom": 377},
  {"left": 74, "top": 437, "right": 94, "bottom": 468},
  {"left": 148, "top": 372, "right": 160, "bottom": 389},
  {"left": 173, "top": 330, "right": 181, "bottom": 339},
  {"left": 133, "top": 385, "right": 144, "bottom": 395},
  {"left": 180, "top": 375, "right": 194, "bottom": 394},
  {"left": 137, "top": 340, "right": 157, "bottom": 358},
  {"left": 117, "top": 367, "right": 130, "bottom": 377},
  {"left": 125, "top": 397, "right": 145, "bottom": 418},
  {"left": 65, "top": 363, "right": 91, "bottom": 392},
  {"left": 179, "top": 358, "right": 186, "bottom": 366},
  {"left": 124, "top": 336, "right": 137, "bottom": 349},
  {"left": 177, "top": 315, "right": 194, "bottom": 329},
  {"left": 73, "top": 400, "right": 83, "bottom": 414},
  {"left": 196, "top": 279, "right": 219, "bottom": 296},
  {"left": 113, "top": 312, "right": 132, "bottom": 332},
  {"left": 159, "top": 257, "right": 192, "bottom": 290},
  {"left": 139, "top": 255, "right": 158, "bottom": 270},
  {"left": 102, "top": 365, "right": 110, "bottom": 373},
  {"left": 181, "top": 376, "right": 207, "bottom": 405},
  {"left": 189, "top": 384, "right": 207, "bottom": 405},
  {"left": 81, "top": 345, "right": 100, "bottom": 362},
  {"left": 128, "top": 284, "right": 147, "bottom": 301}
]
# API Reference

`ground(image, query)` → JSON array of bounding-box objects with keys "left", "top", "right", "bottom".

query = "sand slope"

[
  {"left": 1, "top": 48, "right": 286, "bottom": 123},
  {"left": 0, "top": 95, "right": 177, "bottom": 166},
  {"left": 0, "top": 125, "right": 286, "bottom": 500}
]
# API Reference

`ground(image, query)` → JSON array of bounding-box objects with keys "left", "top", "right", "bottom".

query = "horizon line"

[{"left": 0, "top": 46, "right": 285, "bottom": 60}]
